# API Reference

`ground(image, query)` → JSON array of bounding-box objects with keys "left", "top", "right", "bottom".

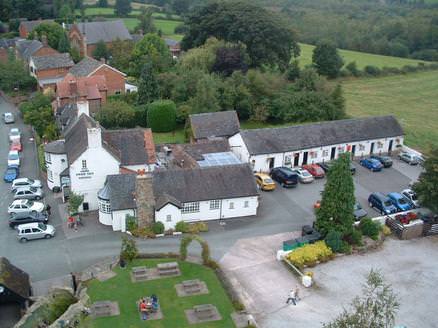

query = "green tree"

[
  {"left": 28, "top": 22, "right": 65, "bottom": 51},
  {"left": 92, "top": 40, "right": 110, "bottom": 60},
  {"left": 285, "top": 60, "right": 301, "bottom": 82},
  {"left": 131, "top": 33, "right": 172, "bottom": 76},
  {"left": 413, "top": 147, "right": 438, "bottom": 213},
  {"left": 108, "top": 38, "right": 133, "bottom": 72},
  {"left": 69, "top": 47, "right": 82, "bottom": 63},
  {"left": 324, "top": 270, "right": 399, "bottom": 328},
  {"left": 312, "top": 41, "right": 344, "bottom": 79},
  {"left": 68, "top": 192, "right": 84, "bottom": 215},
  {"left": 95, "top": 100, "right": 136, "bottom": 128},
  {"left": 316, "top": 153, "right": 355, "bottom": 237},
  {"left": 115, "top": 0, "right": 131, "bottom": 17},
  {"left": 0, "top": 59, "right": 36, "bottom": 92},
  {"left": 98, "top": 0, "right": 108, "bottom": 7},
  {"left": 59, "top": 4, "right": 75, "bottom": 23},
  {"left": 120, "top": 236, "right": 138, "bottom": 262},
  {"left": 147, "top": 100, "right": 177, "bottom": 132},
  {"left": 328, "top": 84, "right": 346, "bottom": 120},
  {"left": 189, "top": 74, "right": 220, "bottom": 113},
  {"left": 137, "top": 62, "right": 159, "bottom": 105},
  {"left": 57, "top": 32, "right": 70, "bottom": 53},
  {"left": 136, "top": 7, "right": 156, "bottom": 34},
  {"left": 295, "top": 68, "right": 324, "bottom": 92}
]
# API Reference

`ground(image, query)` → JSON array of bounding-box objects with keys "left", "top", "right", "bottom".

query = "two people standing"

[{"left": 286, "top": 285, "right": 300, "bottom": 306}]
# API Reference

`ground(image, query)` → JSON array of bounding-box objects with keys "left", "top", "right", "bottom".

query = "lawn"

[
  {"left": 87, "top": 259, "right": 236, "bottom": 328},
  {"left": 153, "top": 128, "right": 186, "bottom": 144},
  {"left": 298, "top": 43, "right": 429, "bottom": 69},
  {"left": 119, "top": 18, "right": 182, "bottom": 38},
  {"left": 342, "top": 70, "right": 438, "bottom": 154},
  {"left": 75, "top": 7, "right": 180, "bottom": 20}
]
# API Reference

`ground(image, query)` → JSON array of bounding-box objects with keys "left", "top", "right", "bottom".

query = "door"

[
  {"left": 302, "top": 152, "right": 308, "bottom": 165},
  {"left": 370, "top": 142, "right": 375, "bottom": 154},
  {"left": 268, "top": 158, "right": 275, "bottom": 170},
  {"left": 388, "top": 140, "right": 393, "bottom": 154},
  {"left": 293, "top": 153, "right": 300, "bottom": 167},
  {"left": 330, "top": 147, "right": 336, "bottom": 160},
  {"left": 351, "top": 145, "right": 356, "bottom": 158}
]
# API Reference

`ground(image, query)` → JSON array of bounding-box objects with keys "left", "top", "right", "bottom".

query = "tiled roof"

[
  {"left": 55, "top": 103, "right": 77, "bottom": 132},
  {"left": 0, "top": 257, "right": 30, "bottom": 300},
  {"left": 0, "top": 37, "right": 21, "bottom": 49},
  {"left": 69, "top": 57, "right": 102, "bottom": 77},
  {"left": 31, "top": 53, "right": 74, "bottom": 70},
  {"left": 240, "top": 115, "right": 405, "bottom": 155},
  {"left": 64, "top": 114, "right": 97, "bottom": 165},
  {"left": 56, "top": 74, "right": 107, "bottom": 100},
  {"left": 189, "top": 111, "right": 240, "bottom": 139},
  {"left": 103, "top": 174, "right": 137, "bottom": 211},
  {"left": 44, "top": 140, "right": 65, "bottom": 154},
  {"left": 164, "top": 38, "right": 179, "bottom": 47},
  {"left": 74, "top": 20, "right": 132, "bottom": 44},
  {"left": 15, "top": 39, "right": 42, "bottom": 61},
  {"left": 20, "top": 19, "right": 54, "bottom": 33}
]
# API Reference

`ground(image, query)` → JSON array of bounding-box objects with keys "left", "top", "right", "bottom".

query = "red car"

[
  {"left": 302, "top": 164, "right": 325, "bottom": 178},
  {"left": 10, "top": 140, "right": 22, "bottom": 152}
]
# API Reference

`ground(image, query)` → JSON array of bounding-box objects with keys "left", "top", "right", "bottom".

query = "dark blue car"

[
  {"left": 360, "top": 158, "right": 383, "bottom": 172},
  {"left": 4, "top": 165, "right": 19, "bottom": 182}
]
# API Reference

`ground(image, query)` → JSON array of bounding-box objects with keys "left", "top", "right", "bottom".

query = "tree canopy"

[
  {"left": 95, "top": 100, "right": 136, "bottom": 128},
  {"left": 28, "top": 22, "right": 66, "bottom": 51},
  {"left": 115, "top": 0, "right": 131, "bottom": 16},
  {"left": 131, "top": 33, "right": 172, "bottom": 76},
  {"left": 92, "top": 40, "right": 110, "bottom": 61},
  {"left": 413, "top": 147, "right": 438, "bottom": 213},
  {"left": 312, "top": 41, "right": 344, "bottom": 79}
]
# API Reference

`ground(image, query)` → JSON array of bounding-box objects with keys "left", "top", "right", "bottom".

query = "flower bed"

[{"left": 285, "top": 241, "right": 334, "bottom": 270}]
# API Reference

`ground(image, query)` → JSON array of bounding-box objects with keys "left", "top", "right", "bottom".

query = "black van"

[{"left": 270, "top": 167, "right": 299, "bottom": 188}]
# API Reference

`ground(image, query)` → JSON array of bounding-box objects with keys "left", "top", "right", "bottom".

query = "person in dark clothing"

[{"left": 46, "top": 204, "right": 51, "bottom": 216}]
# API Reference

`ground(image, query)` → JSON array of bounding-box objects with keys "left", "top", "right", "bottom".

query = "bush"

[
  {"left": 134, "top": 105, "right": 148, "bottom": 127},
  {"left": 382, "top": 225, "right": 392, "bottom": 236},
  {"left": 324, "top": 230, "right": 343, "bottom": 253},
  {"left": 95, "top": 100, "right": 136, "bottom": 128},
  {"left": 126, "top": 215, "right": 138, "bottom": 232},
  {"left": 152, "top": 221, "right": 165, "bottom": 234},
  {"left": 188, "top": 222, "right": 209, "bottom": 234},
  {"left": 233, "top": 301, "right": 245, "bottom": 311},
  {"left": 146, "top": 100, "right": 177, "bottom": 132},
  {"left": 364, "top": 65, "right": 381, "bottom": 76},
  {"left": 344, "top": 228, "right": 363, "bottom": 246},
  {"left": 205, "top": 259, "right": 220, "bottom": 269},
  {"left": 286, "top": 241, "right": 333, "bottom": 270},
  {"left": 360, "top": 218, "right": 380, "bottom": 240},
  {"left": 175, "top": 220, "right": 189, "bottom": 233},
  {"left": 120, "top": 236, "right": 138, "bottom": 262}
]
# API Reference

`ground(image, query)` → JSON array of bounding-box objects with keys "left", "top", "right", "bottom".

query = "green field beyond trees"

[{"left": 342, "top": 71, "right": 438, "bottom": 154}]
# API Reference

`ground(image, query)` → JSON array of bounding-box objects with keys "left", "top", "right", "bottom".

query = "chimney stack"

[
  {"left": 100, "top": 57, "right": 106, "bottom": 64},
  {"left": 69, "top": 79, "right": 78, "bottom": 96},
  {"left": 41, "top": 35, "right": 48, "bottom": 46}
]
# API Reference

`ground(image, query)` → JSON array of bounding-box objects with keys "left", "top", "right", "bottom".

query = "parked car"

[
  {"left": 12, "top": 178, "right": 42, "bottom": 192},
  {"left": 368, "top": 192, "right": 398, "bottom": 215},
  {"left": 3, "top": 112, "right": 14, "bottom": 124},
  {"left": 319, "top": 161, "right": 356, "bottom": 175},
  {"left": 4, "top": 165, "right": 19, "bottom": 182},
  {"left": 354, "top": 202, "right": 368, "bottom": 221},
  {"left": 14, "top": 186, "right": 44, "bottom": 200},
  {"left": 398, "top": 152, "right": 419, "bottom": 165},
  {"left": 10, "top": 140, "right": 22, "bottom": 152},
  {"left": 9, "top": 211, "right": 48, "bottom": 228},
  {"left": 370, "top": 155, "right": 393, "bottom": 168},
  {"left": 401, "top": 188, "right": 420, "bottom": 208},
  {"left": 7, "top": 150, "right": 20, "bottom": 167},
  {"left": 387, "top": 192, "right": 413, "bottom": 212},
  {"left": 16, "top": 222, "right": 55, "bottom": 242},
  {"left": 8, "top": 128, "right": 21, "bottom": 143},
  {"left": 301, "top": 225, "right": 322, "bottom": 244},
  {"left": 302, "top": 164, "right": 325, "bottom": 178},
  {"left": 8, "top": 199, "right": 45, "bottom": 215},
  {"left": 291, "top": 168, "right": 314, "bottom": 183},
  {"left": 359, "top": 158, "right": 383, "bottom": 172},
  {"left": 254, "top": 172, "right": 276, "bottom": 191},
  {"left": 270, "top": 167, "right": 299, "bottom": 188}
]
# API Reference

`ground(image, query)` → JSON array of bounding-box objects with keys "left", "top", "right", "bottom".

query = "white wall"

[
  {"left": 45, "top": 152, "right": 68, "bottom": 190},
  {"left": 229, "top": 133, "right": 250, "bottom": 163},
  {"left": 112, "top": 209, "right": 135, "bottom": 232},
  {"left": 29, "top": 58, "right": 37, "bottom": 78},
  {"left": 155, "top": 203, "right": 182, "bottom": 231}
]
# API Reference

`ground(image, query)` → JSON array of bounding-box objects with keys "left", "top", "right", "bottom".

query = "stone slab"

[
  {"left": 185, "top": 306, "right": 222, "bottom": 324},
  {"left": 175, "top": 280, "right": 209, "bottom": 297},
  {"left": 138, "top": 309, "right": 163, "bottom": 321},
  {"left": 96, "top": 271, "right": 116, "bottom": 282},
  {"left": 91, "top": 301, "right": 120, "bottom": 318}
]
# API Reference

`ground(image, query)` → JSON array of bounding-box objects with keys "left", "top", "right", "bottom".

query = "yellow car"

[{"left": 254, "top": 173, "right": 276, "bottom": 191}]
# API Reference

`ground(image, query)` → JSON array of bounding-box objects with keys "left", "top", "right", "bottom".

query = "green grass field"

[
  {"left": 342, "top": 70, "right": 438, "bottom": 154},
  {"left": 298, "top": 43, "right": 428, "bottom": 69},
  {"left": 119, "top": 18, "right": 182, "bottom": 39},
  {"left": 75, "top": 7, "right": 180, "bottom": 20},
  {"left": 153, "top": 128, "right": 186, "bottom": 144},
  {"left": 87, "top": 259, "right": 236, "bottom": 328}
]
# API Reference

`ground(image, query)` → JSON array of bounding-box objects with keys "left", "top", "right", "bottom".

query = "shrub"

[
  {"left": 339, "top": 241, "right": 352, "bottom": 254},
  {"left": 126, "top": 215, "right": 138, "bottom": 232},
  {"left": 175, "top": 220, "right": 189, "bottom": 233},
  {"left": 120, "top": 236, "right": 138, "bottom": 262},
  {"left": 187, "top": 222, "right": 209, "bottom": 234},
  {"left": 344, "top": 228, "right": 363, "bottom": 246},
  {"left": 324, "top": 230, "right": 343, "bottom": 253},
  {"left": 147, "top": 100, "right": 177, "bottom": 132},
  {"left": 382, "top": 225, "right": 392, "bottom": 236},
  {"left": 286, "top": 241, "right": 333, "bottom": 270},
  {"left": 360, "top": 218, "right": 380, "bottom": 240},
  {"left": 95, "top": 100, "right": 136, "bottom": 128},
  {"left": 233, "top": 301, "right": 245, "bottom": 311},
  {"left": 205, "top": 259, "right": 219, "bottom": 269},
  {"left": 364, "top": 65, "right": 381, "bottom": 76},
  {"left": 152, "top": 221, "right": 165, "bottom": 234}
]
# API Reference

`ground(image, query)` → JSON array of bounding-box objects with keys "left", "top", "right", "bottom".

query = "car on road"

[
  {"left": 10, "top": 140, "right": 22, "bottom": 152},
  {"left": 4, "top": 165, "right": 19, "bottom": 182},
  {"left": 354, "top": 202, "right": 368, "bottom": 221},
  {"left": 270, "top": 167, "right": 298, "bottom": 188},
  {"left": 8, "top": 199, "right": 45, "bottom": 215},
  {"left": 14, "top": 186, "right": 44, "bottom": 200},
  {"left": 401, "top": 189, "right": 419, "bottom": 208},
  {"left": 319, "top": 161, "right": 356, "bottom": 175},
  {"left": 291, "top": 168, "right": 314, "bottom": 183},
  {"left": 302, "top": 164, "right": 325, "bottom": 178},
  {"left": 398, "top": 152, "right": 419, "bottom": 165},
  {"left": 7, "top": 150, "right": 20, "bottom": 167},
  {"left": 359, "top": 158, "right": 383, "bottom": 172},
  {"left": 370, "top": 155, "right": 393, "bottom": 168},
  {"left": 8, "top": 128, "right": 21, "bottom": 143},
  {"left": 3, "top": 112, "right": 15, "bottom": 124},
  {"left": 16, "top": 222, "right": 55, "bottom": 242},
  {"left": 254, "top": 172, "right": 276, "bottom": 191},
  {"left": 368, "top": 192, "right": 398, "bottom": 215},
  {"left": 387, "top": 192, "right": 413, "bottom": 212},
  {"left": 9, "top": 211, "right": 48, "bottom": 228},
  {"left": 11, "top": 178, "right": 42, "bottom": 192}
]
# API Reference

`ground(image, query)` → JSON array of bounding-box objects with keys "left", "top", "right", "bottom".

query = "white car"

[
  {"left": 12, "top": 178, "right": 42, "bottom": 192},
  {"left": 8, "top": 199, "right": 45, "bottom": 215},
  {"left": 8, "top": 150, "right": 20, "bottom": 167},
  {"left": 401, "top": 189, "right": 420, "bottom": 208},
  {"left": 9, "top": 128, "right": 21, "bottom": 143},
  {"left": 292, "top": 168, "right": 315, "bottom": 183},
  {"left": 3, "top": 112, "right": 15, "bottom": 124}
]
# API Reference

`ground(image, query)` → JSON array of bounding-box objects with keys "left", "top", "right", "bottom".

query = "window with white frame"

[
  {"left": 359, "top": 144, "right": 366, "bottom": 151},
  {"left": 244, "top": 200, "right": 249, "bottom": 208},
  {"left": 182, "top": 202, "right": 200, "bottom": 213},
  {"left": 99, "top": 200, "right": 111, "bottom": 214},
  {"left": 47, "top": 169, "right": 53, "bottom": 182},
  {"left": 322, "top": 150, "right": 329, "bottom": 157},
  {"left": 210, "top": 200, "right": 220, "bottom": 210},
  {"left": 82, "top": 160, "right": 87, "bottom": 169},
  {"left": 377, "top": 141, "right": 383, "bottom": 149},
  {"left": 310, "top": 151, "right": 318, "bottom": 159},
  {"left": 45, "top": 153, "right": 51, "bottom": 163},
  {"left": 284, "top": 155, "right": 291, "bottom": 165},
  {"left": 229, "top": 202, "right": 234, "bottom": 209},
  {"left": 166, "top": 214, "right": 172, "bottom": 222}
]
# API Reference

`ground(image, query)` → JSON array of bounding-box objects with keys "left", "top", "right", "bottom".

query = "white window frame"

[
  {"left": 82, "top": 160, "right": 87, "bottom": 169},
  {"left": 210, "top": 200, "right": 220, "bottom": 210},
  {"left": 322, "top": 150, "right": 329, "bottom": 157},
  {"left": 359, "top": 144, "right": 366, "bottom": 151},
  {"left": 244, "top": 200, "right": 249, "bottom": 208},
  {"left": 310, "top": 151, "right": 318, "bottom": 159},
  {"left": 45, "top": 153, "right": 51, "bottom": 163},
  {"left": 284, "top": 155, "right": 291, "bottom": 165},
  {"left": 99, "top": 200, "right": 111, "bottom": 214},
  {"left": 229, "top": 202, "right": 234, "bottom": 210},
  {"left": 182, "top": 202, "right": 200, "bottom": 214},
  {"left": 47, "top": 169, "right": 53, "bottom": 182},
  {"left": 166, "top": 214, "right": 172, "bottom": 222}
]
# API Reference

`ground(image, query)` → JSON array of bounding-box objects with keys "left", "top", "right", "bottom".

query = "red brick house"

[
  {"left": 164, "top": 38, "right": 181, "bottom": 58},
  {"left": 19, "top": 19, "right": 54, "bottom": 38},
  {"left": 15, "top": 39, "right": 59, "bottom": 63},
  {"left": 69, "top": 57, "right": 126, "bottom": 95},
  {"left": 68, "top": 20, "right": 132, "bottom": 57},
  {"left": 29, "top": 53, "right": 74, "bottom": 91}
]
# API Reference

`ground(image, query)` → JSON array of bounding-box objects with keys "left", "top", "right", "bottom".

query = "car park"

[
  {"left": 401, "top": 188, "right": 419, "bottom": 208},
  {"left": 16, "top": 222, "right": 55, "bottom": 242},
  {"left": 8, "top": 128, "right": 21, "bottom": 143},
  {"left": 10, "top": 140, "right": 22, "bottom": 152},
  {"left": 302, "top": 164, "right": 325, "bottom": 178},
  {"left": 359, "top": 158, "right": 383, "bottom": 172},
  {"left": 254, "top": 172, "right": 276, "bottom": 191},
  {"left": 319, "top": 161, "right": 356, "bottom": 175},
  {"left": 387, "top": 192, "right": 413, "bottom": 212},
  {"left": 9, "top": 211, "right": 48, "bottom": 228},
  {"left": 270, "top": 167, "right": 298, "bottom": 188},
  {"left": 3, "top": 112, "right": 15, "bottom": 124},
  {"left": 14, "top": 186, "right": 44, "bottom": 200},
  {"left": 11, "top": 178, "right": 42, "bottom": 192},
  {"left": 398, "top": 152, "right": 419, "bottom": 165},
  {"left": 4, "top": 165, "right": 19, "bottom": 182},
  {"left": 291, "top": 168, "right": 314, "bottom": 183},
  {"left": 8, "top": 199, "right": 45, "bottom": 215},
  {"left": 370, "top": 155, "right": 393, "bottom": 168},
  {"left": 368, "top": 192, "right": 398, "bottom": 215},
  {"left": 354, "top": 202, "right": 368, "bottom": 221},
  {"left": 7, "top": 150, "right": 20, "bottom": 167}
]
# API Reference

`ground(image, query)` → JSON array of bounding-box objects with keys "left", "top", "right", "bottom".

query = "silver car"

[
  {"left": 8, "top": 199, "right": 45, "bottom": 215},
  {"left": 9, "top": 128, "right": 21, "bottom": 143},
  {"left": 12, "top": 178, "right": 43, "bottom": 192},
  {"left": 398, "top": 152, "right": 419, "bottom": 165},
  {"left": 16, "top": 222, "right": 55, "bottom": 242},
  {"left": 3, "top": 112, "right": 15, "bottom": 124},
  {"left": 14, "top": 186, "right": 44, "bottom": 200},
  {"left": 292, "top": 168, "right": 315, "bottom": 183}
]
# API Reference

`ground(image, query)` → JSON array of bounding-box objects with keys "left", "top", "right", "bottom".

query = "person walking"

[
  {"left": 286, "top": 289, "right": 296, "bottom": 305},
  {"left": 46, "top": 204, "right": 51, "bottom": 216}
]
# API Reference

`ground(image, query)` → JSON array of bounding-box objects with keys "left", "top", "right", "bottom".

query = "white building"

[{"left": 229, "top": 116, "right": 404, "bottom": 172}]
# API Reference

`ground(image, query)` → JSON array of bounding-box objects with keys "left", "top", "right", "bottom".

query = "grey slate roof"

[
  {"left": 31, "top": 53, "right": 74, "bottom": 70},
  {"left": 0, "top": 257, "right": 30, "bottom": 300},
  {"left": 153, "top": 164, "right": 259, "bottom": 207},
  {"left": 190, "top": 111, "right": 240, "bottom": 139},
  {"left": 181, "top": 139, "right": 230, "bottom": 160},
  {"left": 155, "top": 193, "right": 182, "bottom": 210},
  {"left": 44, "top": 140, "right": 65, "bottom": 154},
  {"left": 241, "top": 115, "right": 404, "bottom": 155},
  {"left": 0, "top": 37, "right": 21, "bottom": 49},
  {"left": 15, "top": 39, "right": 42, "bottom": 61},
  {"left": 75, "top": 20, "right": 132, "bottom": 44},
  {"left": 55, "top": 103, "right": 77, "bottom": 132},
  {"left": 164, "top": 38, "right": 179, "bottom": 47},
  {"left": 20, "top": 19, "right": 54, "bottom": 33},
  {"left": 104, "top": 174, "right": 137, "bottom": 211},
  {"left": 69, "top": 57, "right": 102, "bottom": 77}
]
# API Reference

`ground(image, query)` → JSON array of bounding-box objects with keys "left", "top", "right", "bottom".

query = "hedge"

[
  {"left": 286, "top": 241, "right": 334, "bottom": 270},
  {"left": 147, "top": 100, "right": 176, "bottom": 132}
]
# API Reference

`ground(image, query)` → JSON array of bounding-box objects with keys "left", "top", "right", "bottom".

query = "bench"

[
  {"left": 182, "top": 279, "right": 202, "bottom": 293},
  {"left": 157, "top": 262, "right": 179, "bottom": 276},
  {"left": 132, "top": 266, "right": 148, "bottom": 280},
  {"left": 194, "top": 304, "right": 215, "bottom": 320},
  {"left": 92, "top": 301, "right": 112, "bottom": 316}
]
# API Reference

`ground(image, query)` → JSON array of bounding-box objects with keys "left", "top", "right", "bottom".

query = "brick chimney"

[
  {"left": 41, "top": 34, "right": 48, "bottom": 47},
  {"left": 100, "top": 57, "right": 106, "bottom": 64},
  {"left": 135, "top": 174, "right": 155, "bottom": 228},
  {"left": 69, "top": 79, "right": 77, "bottom": 96},
  {"left": 144, "top": 129, "right": 156, "bottom": 164}
]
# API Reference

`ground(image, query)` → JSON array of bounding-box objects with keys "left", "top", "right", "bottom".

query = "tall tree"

[
  {"left": 28, "top": 22, "right": 66, "bottom": 50},
  {"left": 413, "top": 147, "right": 438, "bottom": 213},
  {"left": 115, "top": 0, "right": 131, "bottom": 16},
  {"left": 328, "top": 84, "right": 346, "bottom": 120},
  {"left": 135, "top": 7, "right": 156, "bottom": 34},
  {"left": 312, "top": 41, "right": 344, "bottom": 79},
  {"left": 92, "top": 40, "right": 110, "bottom": 60},
  {"left": 58, "top": 32, "right": 71, "bottom": 53},
  {"left": 98, "top": 0, "right": 108, "bottom": 7},
  {"left": 137, "top": 62, "right": 159, "bottom": 105},
  {"left": 316, "top": 153, "right": 355, "bottom": 237},
  {"left": 131, "top": 33, "right": 172, "bottom": 76},
  {"left": 109, "top": 39, "right": 134, "bottom": 72},
  {"left": 190, "top": 74, "right": 220, "bottom": 113}
]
